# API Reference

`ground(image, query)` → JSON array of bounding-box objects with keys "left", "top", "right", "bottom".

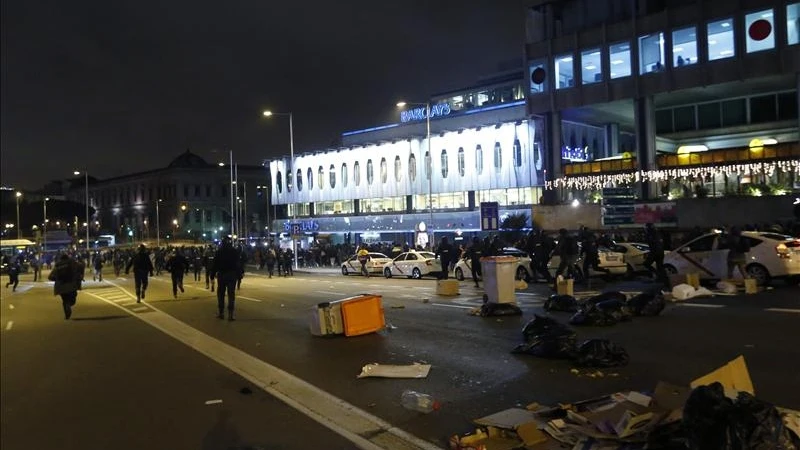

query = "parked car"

[
  {"left": 663, "top": 231, "right": 800, "bottom": 285},
  {"left": 453, "top": 247, "right": 532, "bottom": 281},
  {"left": 341, "top": 252, "right": 392, "bottom": 275},
  {"left": 547, "top": 246, "right": 627, "bottom": 280},
  {"left": 610, "top": 242, "right": 661, "bottom": 274},
  {"left": 382, "top": 251, "right": 442, "bottom": 279}
]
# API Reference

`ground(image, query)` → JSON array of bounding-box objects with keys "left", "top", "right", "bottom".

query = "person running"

[
  {"left": 92, "top": 252, "right": 104, "bottom": 282},
  {"left": 49, "top": 254, "right": 82, "bottom": 320},
  {"left": 166, "top": 248, "right": 188, "bottom": 299},
  {"left": 357, "top": 246, "right": 370, "bottom": 277},
  {"left": 203, "top": 246, "right": 216, "bottom": 292},
  {"left": 212, "top": 237, "right": 241, "bottom": 321},
  {"left": 465, "top": 237, "right": 483, "bottom": 288},
  {"left": 193, "top": 251, "right": 203, "bottom": 282},
  {"left": 125, "top": 245, "right": 154, "bottom": 302},
  {"left": 5, "top": 259, "right": 21, "bottom": 291}
]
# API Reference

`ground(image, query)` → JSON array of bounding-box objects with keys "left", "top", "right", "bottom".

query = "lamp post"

[
  {"left": 43, "top": 197, "right": 49, "bottom": 252},
  {"left": 397, "top": 101, "right": 434, "bottom": 244},
  {"left": 156, "top": 198, "right": 162, "bottom": 247},
  {"left": 263, "top": 110, "right": 298, "bottom": 269},
  {"left": 15, "top": 191, "right": 22, "bottom": 239},
  {"left": 73, "top": 170, "right": 90, "bottom": 252}
]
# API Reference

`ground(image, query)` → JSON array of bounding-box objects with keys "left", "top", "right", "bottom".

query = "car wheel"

[
  {"left": 746, "top": 264, "right": 771, "bottom": 286},
  {"left": 455, "top": 267, "right": 464, "bottom": 281},
  {"left": 383, "top": 268, "right": 392, "bottom": 278},
  {"left": 341, "top": 266, "right": 348, "bottom": 276},
  {"left": 664, "top": 264, "right": 678, "bottom": 275},
  {"left": 515, "top": 266, "right": 528, "bottom": 281},
  {"left": 412, "top": 268, "right": 422, "bottom": 279}
]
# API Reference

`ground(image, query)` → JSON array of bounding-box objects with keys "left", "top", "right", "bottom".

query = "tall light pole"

[
  {"left": 43, "top": 197, "right": 49, "bottom": 251},
  {"left": 229, "top": 151, "right": 235, "bottom": 238},
  {"left": 73, "top": 170, "right": 90, "bottom": 252},
  {"left": 15, "top": 191, "right": 22, "bottom": 239},
  {"left": 243, "top": 181, "right": 248, "bottom": 241},
  {"left": 397, "top": 101, "right": 434, "bottom": 245},
  {"left": 156, "top": 198, "right": 162, "bottom": 247},
  {"left": 263, "top": 110, "right": 298, "bottom": 269}
]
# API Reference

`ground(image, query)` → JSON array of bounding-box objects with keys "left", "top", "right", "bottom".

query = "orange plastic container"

[{"left": 341, "top": 294, "right": 385, "bottom": 336}]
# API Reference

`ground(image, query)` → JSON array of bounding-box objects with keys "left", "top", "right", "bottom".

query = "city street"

[{"left": 2, "top": 267, "right": 799, "bottom": 449}]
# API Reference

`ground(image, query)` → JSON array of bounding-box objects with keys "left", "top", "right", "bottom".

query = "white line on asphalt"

[
  {"left": 680, "top": 303, "right": 725, "bottom": 308},
  {"left": 121, "top": 301, "right": 138, "bottom": 306},
  {"left": 431, "top": 303, "right": 474, "bottom": 310},
  {"left": 131, "top": 306, "right": 149, "bottom": 312},
  {"left": 93, "top": 281, "right": 441, "bottom": 450},
  {"left": 205, "top": 399, "right": 223, "bottom": 405},
  {"left": 237, "top": 296, "right": 263, "bottom": 303},
  {"left": 112, "top": 298, "right": 127, "bottom": 303},
  {"left": 516, "top": 292, "right": 542, "bottom": 297},
  {"left": 765, "top": 308, "right": 800, "bottom": 314},
  {"left": 5, "top": 321, "right": 13, "bottom": 330},
  {"left": 315, "top": 291, "right": 346, "bottom": 296},
  {"left": 8, "top": 304, "right": 14, "bottom": 310}
]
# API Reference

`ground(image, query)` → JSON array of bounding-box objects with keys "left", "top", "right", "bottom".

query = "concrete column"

[
  {"left": 467, "top": 191, "right": 476, "bottom": 210},
  {"left": 542, "top": 111, "right": 563, "bottom": 205},
  {"left": 603, "top": 123, "right": 620, "bottom": 158},
  {"left": 634, "top": 96, "right": 657, "bottom": 200}
]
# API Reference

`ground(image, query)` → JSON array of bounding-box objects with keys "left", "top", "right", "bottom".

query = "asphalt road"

[{"left": 2, "top": 267, "right": 799, "bottom": 449}]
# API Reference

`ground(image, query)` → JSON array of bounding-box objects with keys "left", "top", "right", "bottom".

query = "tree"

[{"left": 500, "top": 213, "right": 529, "bottom": 247}]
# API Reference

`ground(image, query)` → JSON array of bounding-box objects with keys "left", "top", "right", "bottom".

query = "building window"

[
  {"left": 789, "top": 3, "right": 800, "bottom": 45},
  {"left": 493, "top": 143, "right": 502, "bottom": 173},
  {"left": 286, "top": 171, "right": 293, "bottom": 192},
  {"left": 296, "top": 169, "right": 303, "bottom": 191},
  {"left": 317, "top": 166, "right": 324, "bottom": 190},
  {"left": 529, "top": 59, "right": 547, "bottom": 93},
  {"left": 354, "top": 162, "right": 361, "bottom": 186},
  {"left": 408, "top": 154, "right": 417, "bottom": 182},
  {"left": 721, "top": 98, "right": 747, "bottom": 127},
  {"left": 366, "top": 159, "right": 374, "bottom": 185},
  {"left": 745, "top": 9, "right": 775, "bottom": 53},
  {"left": 655, "top": 109, "right": 673, "bottom": 134},
  {"left": 457, "top": 147, "right": 465, "bottom": 176},
  {"left": 476, "top": 145, "right": 484, "bottom": 174},
  {"left": 307, "top": 168, "right": 314, "bottom": 190},
  {"left": 708, "top": 18, "right": 735, "bottom": 60},
  {"left": 673, "top": 106, "right": 696, "bottom": 132},
  {"left": 750, "top": 94, "right": 777, "bottom": 123},
  {"left": 440, "top": 150, "right": 449, "bottom": 178},
  {"left": 513, "top": 139, "right": 522, "bottom": 167},
  {"left": 672, "top": 26, "right": 697, "bottom": 67},
  {"left": 341, "top": 163, "right": 348, "bottom": 188},
  {"left": 581, "top": 48, "right": 602, "bottom": 84},
  {"left": 329, "top": 164, "right": 336, "bottom": 188},
  {"left": 778, "top": 91, "right": 799, "bottom": 120},
  {"left": 394, "top": 156, "right": 402, "bottom": 182},
  {"left": 380, "top": 158, "right": 387, "bottom": 184},
  {"left": 608, "top": 42, "right": 631, "bottom": 79},
  {"left": 276, "top": 171, "right": 282, "bottom": 194},
  {"left": 554, "top": 53, "right": 574, "bottom": 89},
  {"left": 698, "top": 102, "right": 722, "bottom": 129},
  {"left": 424, "top": 151, "right": 431, "bottom": 180},
  {"left": 638, "top": 32, "right": 665, "bottom": 74}
]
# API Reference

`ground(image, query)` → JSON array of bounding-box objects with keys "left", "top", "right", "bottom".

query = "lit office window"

[
  {"left": 307, "top": 168, "right": 313, "bottom": 190},
  {"left": 493, "top": 142, "right": 502, "bottom": 173},
  {"left": 707, "top": 18, "right": 735, "bottom": 60},
  {"left": 529, "top": 59, "right": 548, "bottom": 93},
  {"left": 672, "top": 26, "right": 697, "bottom": 67},
  {"left": 366, "top": 160, "right": 374, "bottom": 185},
  {"left": 286, "top": 171, "right": 292, "bottom": 192},
  {"left": 354, "top": 162, "right": 361, "bottom": 186},
  {"left": 608, "top": 42, "right": 631, "bottom": 78},
  {"left": 296, "top": 169, "right": 303, "bottom": 191},
  {"left": 394, "top": 156, "right": 402, "bottom": 182},
  {"left": 317, "top": 166, "right": 324, "bottom": 190},
  {"left": 341, "top": 164, "right": 348, "bottom": 188},
  {"left": 789, "top": 3, "right": 800, "bottom": 45},
  {"left": 745, "top": 9, "right": 775, "bottom": 53},
  {"left": 554, "top": 53, "right": 574, "bottom": 89},
  {"left": 440, "top": 150, "right": 449, "bottom": 178},
  {"left": 476, "top": 145, "right": 483, "bottom": 174},
  {"left": 424, "top": 151, "right": 431, "bottom": 180},
  {"left": 457, "top": 147, "right": 465, "bottom": 176},
  {"left": 408, "top": 154, "right": 417, "bottom": 182},
  {"left": 581, "top": 48, "right": 602, "bottom": 84},
  {"left": 276, "top": 171, "right": 282, "bottom": 193},
  {"left": 329, "top": 164, "right": 336, "bottom": 188},
  {"left": 513, "top": 139, "right": 522, "bottom": 167},
  {"left": 380, "top": 158, "right": 387, "bottom": 184},
  {"left": 638, "top": 32, "right": 665, "bottom": 74}
]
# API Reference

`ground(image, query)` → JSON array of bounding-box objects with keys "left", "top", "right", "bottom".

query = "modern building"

[{"left": 63, "top": 150, "right": 269, "bottom": 245}]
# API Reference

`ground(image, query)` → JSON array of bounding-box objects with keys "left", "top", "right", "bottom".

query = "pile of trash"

[
  {"left": 449, "top": 356, "right": 800, "bottom": 449},
  {"left": 543, "top": 290, "right": 666, "bottom": 327}
]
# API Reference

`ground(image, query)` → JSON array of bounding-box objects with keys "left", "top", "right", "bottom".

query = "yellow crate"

[
  {"left": 557, "top": 279, "right": 574, "bottom": 296},
  {"left": 436, "top": 279, "right": 460, "bottom": 296},
  {"left": 686, "top": 273, "right": 701, "bottom": 289},
  {"left": 744, "top": 278, "right": 758, "bottom": 294},
  {"left": 341, "top": 294, "right": 385, "bottom": 337}
]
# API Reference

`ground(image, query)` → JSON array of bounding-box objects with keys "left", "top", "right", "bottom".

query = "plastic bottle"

[{"left": 400, "top": 390, "right": 441, "bottom": 413}]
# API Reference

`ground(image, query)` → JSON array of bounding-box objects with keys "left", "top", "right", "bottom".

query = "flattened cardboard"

[
  {"left": 653, "top": 381, "right": 692, "bottom": 411},
  {"left": 516, "top": 422, "right": 548, "bottom": 446},
  {"left": 474, "top": 408, "right": 539, "bottom": 429},
  {"left": 690, "top": 355, "right": 754, "bottom": 396}
]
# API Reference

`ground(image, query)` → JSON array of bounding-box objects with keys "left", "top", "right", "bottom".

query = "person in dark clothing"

[
  {"left": 435, "top": 236, "right": 455, "bottom": 279},
  {"left": 554, "top": 228, "right": 580, "bottom": 289},
  {"left": 193, "top": 252, "right": 203, "bottom": 281},
  {"left": 212, "top": 238, "right": 241, "bottom": 321},
  {"left": 92, "top": 253, "right": 104, "bottom": 282},
  {"left": 30, "top": 255, "right": 41, "bottom": 282},
  {"left": 725, "top": 226, "right": 750, "bottom": 279},
  {"left": 643, "top": 223, "right": 669, "bottom": 287},
  {"left": 237, "top": 248, "right": 247, "bottom": 290},
  {"left": 125, "top": 245, "right": 154, "bottom": 302},
  {"left": 49, "top": 254, "right": 82, "bottom": 319},
  {"left": 203, "top": 247, "right": 216, "bottom": 292},
  {"left": 465, "top": 237, "right": 483, "bottom": 288},
  {"left": 281, "top": 250, "right": 294, "bottom": 277},
  {"left": 530, "top": 230, "right": 554, "bottom": 283},
  {"left": 5, "top": 260, "right": 20, "bottom": 291},
  {"left": 166, "top": 249, "right": 188, "bottom": 299},
  {"left": 264, "top": 247, "right": 277, "bottom": 278},
  {"left": 580, "top": 229, "right": 609, "bottom": 284}
]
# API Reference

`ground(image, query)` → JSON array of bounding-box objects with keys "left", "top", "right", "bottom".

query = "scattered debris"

[
  {"left": 390, "top": 305, "right": 406, "bottom": 309},
  {"left": 671, "top": 283, "right": 715, "bottom": 301},
  {"left": 422, "top": 298, "right": 430, "bottom": 303},
  {"left": 470, "top": 302, "right": 522, "bottom": 317},
  {"left": 357, "top": 363, "right": 431, "bottom": 379},
  {"left": 543, "top": 294, "right": 579, "bottom": 312}
]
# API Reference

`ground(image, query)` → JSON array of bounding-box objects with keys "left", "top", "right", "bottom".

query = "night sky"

[{"left": 1, "top": 0, "right": 523, "bottom": 190}]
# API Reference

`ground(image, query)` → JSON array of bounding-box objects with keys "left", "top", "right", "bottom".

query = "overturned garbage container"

[{"left": 480, "top": 256, "right": 519, "bottom": 304}]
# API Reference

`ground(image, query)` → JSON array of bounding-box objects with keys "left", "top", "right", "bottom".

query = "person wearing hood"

[{"left": 125, "top": 245, "right": 154, "bottom": 302}]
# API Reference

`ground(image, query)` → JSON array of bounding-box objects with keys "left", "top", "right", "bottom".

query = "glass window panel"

[
  {"left": 778, "top": 92, "right": 798, "bottom": 120},
  {"left": 394, "top": 156, "right": 401, "bottom": 182},
  {"left": 580, "top": 48, "right": 602, "bottom": 84},
  {"left": 745, "top": 9, "right": 775, "bottom": 53},
  {"left": 317, "top": 166, "right": 324, "bottom": 189},
  {"left": 707, "top": 18, "right": 735, "bottom": 60},
  {"left": 424, "top": 151, "right": 431, "bottom": 180},
  {"left": 672, "top": 26, "right": 697, "bottom": 67},
  {"left": 276, "top": 171, "right": 282, "bottom": 193},
  {"left": 697, "top": 102, "right": 722, "bottom": 129},
  {"left": 408, "top": 154, "right": 416, "bottom": 182},
  {"left": 513, "top": 139, "right": 522, "bottom": 167},
  {"left": 721, "top": 99, "right": 747, "bottom": 126},
  {"left": 789, "top": 3, "right": 800, "bottom": 45},
  {"left": 608, "top": 42, "right": 631, "bottom": 79},
  {"left": 673, "top": 106, "right": 696, "bottom": 132},
  {"left": 366, "top": 160, "right": 374, "bottom": 185},
  {"left": 296, "top": 169, "right": 303, "bottom": 191},
  {"left": 354, "top": 162, "right": 361, "bottom": 186},
  {"left": 380, "top": 158, "right": 387, "bottom": 184},
  {"left": 341, "top": 163, "right": 348, "bottom": 188},
  {"left": 329, "top": 164, "right": 336, "bottom": 188},
  {"left": 750, "top": 94, "right": 777, "bottom": 123},
  {"left": 286, "top": 172, "right": 292, "bottom": 192},
  {"left": 440, "top": 150, "right": 449, "bottom": 178},
  {"left": 554, "top": 53, "right": 574, "bottom": 89},
  {"left": 307, "top": 168, "right": 313, "bottom": 190},
  {"left": 476, "top": 145, "right": 484, "bottom": 174},
  {"left": 493, "top": 143, "right": 502, "bottom": 173},
  {"left": 457, "top": 147, "right": 465, "bottom": 176},
  {"left": 655, "top": 109, "right": 674, "bottom": 134},
  {"left": 638, "top": 32, "right": 665, "bottom": 74}
]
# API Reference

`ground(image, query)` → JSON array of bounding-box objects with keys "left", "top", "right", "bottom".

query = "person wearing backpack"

[
  {"left": 725, "top": 226, "right": 750, "bottom": 279},
  {"left": 49, "top": 254, "right": 82, "bottom": 319}
]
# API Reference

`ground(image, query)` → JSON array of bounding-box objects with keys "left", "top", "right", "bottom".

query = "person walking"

[
  {"left": 237, "top": 247, "right": 247, "bottom": 290},
  {"left": 166, "top": 248, "right": 188, "bottom": 299},
  {"left": 49, "top": 254, "right": 82, "bottom": 320},
  {"left": 193, "top": 251, "right": 203, "bottom": 282},
  {"left": 203, "top": 246, "right": 216, "bottom": 292},
  {"left": 281, "top": 249, "right": 294, "bottom": 277},
  {"left": 125, "top": 245, "right": 154, "bottom": 302},
  {"left": 530, "top": 230, "right": 554, "bottom": 284},
  {"left": 113, "top": 252, "right": 123, "bottom": 277},
  {"left": 643, "top": 223, "right": 669, "bottom": 288},
  {"left": 264, "top": 246, "right": 277, "bottom": 278},
  {"left": 579, "top": 228, "right": 609, "bottom": 285},
  {"left": 465, "top": 237, "right": 483, "bottom": 288},
  {"left": 30, "top": 254, "right": 42, "bottom": 282},
  {"left": 553, "top": 228, "right": 580, "bottom": 290},
  {"left": 435, "top": 236, "right": 454, "bottom": 279},
  {"left": 357, "top": 246, "right": 370, "bottom": 277},
  {"left": 212, "top": 237, "right": 241, "bottom": 321},
  {"left": 5, "top": 259, "right": 21, "bottom": 291},
  {"left": 92, "top": 252, "right": 104, "bottom": 282},
  {"left": 725, "top": 226, "right": 750, "bottom": 280}
]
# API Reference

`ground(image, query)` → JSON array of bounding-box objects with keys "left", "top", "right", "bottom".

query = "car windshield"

[
  {"left": 368, "top": 253, "right": 388, "bottom": 259},
  {"left": 759, "top": 233, "right": 795, "bottom": 242},
  {"left": 418, "top": 252, "right": 435, "bottom": 259}
]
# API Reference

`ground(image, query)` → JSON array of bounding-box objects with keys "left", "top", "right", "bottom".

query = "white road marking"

[
  {"left": 765, "top": 308, "right": 800, "bottom": 314},
  {"left": 315, "top": 291, "right": 346, "bottom": 296},
  {"left": 680, "top": 303, "right": 725, "bottom": 308},
  {"left": 205, "top": 399, "right": 223, "bottom": 405},
  {"left": 237, "top": 296, "right": 263, "bottom": 303},
  {"left": 112, "top": 298, "right": 127, "bottom": 303},
  {"left": 8, "top": 304, "right": 14, "bottom": 310},
  {"left": 131, "top": 306, "right": 149, "bottom": 312},
  {"left": 516, "top": 292, "right": 542, "bottom": 297},
  {"left": 431, "top": 303, "right": 474, "bottom": 310},
  {"left": 121, "top": 301, "right": 138, "bottom": 306},
  {"left": 92, "top": 281, "right": 440, "bottom": 450},
  {"left": 5, "top": 321, "right": 13, "bottom": 330}
]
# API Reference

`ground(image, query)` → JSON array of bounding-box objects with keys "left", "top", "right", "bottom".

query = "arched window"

[
  {"left": 457, "top": 147, "right": 465, "bottom": 176},
  {"left": 318, "top": 166, "right": 324, "bottom": 189},
  {"left": 394, "top": 156, "right": 402, "bottom": 182},
  {"left": 513, "top": 139, "right": 522, "bottom": 167},
  {"left": 341, "top": 163, "right": 348, "bottom": 188},
  {"left": 354, "top": 162, "right": 361, "bottom": 186},
  {"left": 286, "top": 171, "right": 293, "bottom": 192},
  {"left": 366, "top": 159, "right": 374, "bottom": 185},
  {"left": 296, "top": 169, "right": 303, "bottom": 191},
  {"left": 476, "top": 145, "right": 484, "bottom": 174},
  {"left": 329, "top": 164, "right": 336, "bottom": 188},
  {"left": 493, "top": 142, "right": 502, "bottom": 173},
  {"left": 276, "top": 171, "right": 283, "bottom": 193},
  {"left": 307, "top": 168, "right": 314, "bottom": 190},
  {"left": 380, "top": 158, "right": 388, "bottom": 184},
  {"left": 408, "top": 154, "right": 417, "bottom": 182},
  {"left": 440, "top": 150, "right": 449, "bottom": 178},
  {"left": 424, "top": 151, "right": 431, "bottom": 180}
]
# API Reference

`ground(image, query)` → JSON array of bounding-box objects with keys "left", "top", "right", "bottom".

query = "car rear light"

[{"left": 776, "top": 240, "right": 800, "bottom": 258}]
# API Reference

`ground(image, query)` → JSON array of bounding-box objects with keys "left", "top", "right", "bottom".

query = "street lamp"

[
  {"left": 73, "top": 170, "right": 90, "bottom": 252},
  {"left": 396, "top": 100, "right": 434, "bottom": 243},
  {"left": 263, "top": 109, "right": 298, "bottom": 269},
  {"left": 15, "top": 191, "right": 22, "bottom": 239},
  {"left": 156, "top": 198, "right": 162, "bottom": 247},
  {"left": 43, "top": 197, "right": 49, "bottom": 252}
]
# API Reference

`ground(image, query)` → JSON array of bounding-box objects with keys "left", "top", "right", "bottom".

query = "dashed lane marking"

[
  {"left": 8, "top": 304, "right": 14, "bottom": 310},
  {"left": 237, "top": 296, "right": 263, "bottom": 303},
  {"left": 5, "top": 321, "right": 13, "bottom": 330},
  {"left": 432, "top": 303, "right": 473, "bottom": 310},
  {"left": 765, "top": 308, "right": 800, "bottom": 314},
  {"left": 679, "top": 303, "right": 725, "bottom": 308},
  {"left": 121, "top": 301, "right": 138, "bottom": 306},
  {"left": 131, "top": 306, "right": 150, "bottom": 312}
]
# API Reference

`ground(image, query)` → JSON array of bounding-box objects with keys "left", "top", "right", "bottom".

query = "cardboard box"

[
  {"left": 557, "top": 278, "right": 573, "bottom": 296},
  {"left": 686, "top": 273, "right": 700, "bottom": 289},
  {"left": 744, "top": 278, "right": 758, "bottom": 294},
  {"left": 340, "top": 294, "right": 385, "bottom": 336},
  {"left": 436, "top": 279, "right": 460, "bottom": 296}
]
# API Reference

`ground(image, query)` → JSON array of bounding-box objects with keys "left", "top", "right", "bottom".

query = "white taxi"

[
  {"left": 341, "top": 252, "right": 392, "bottom": 275},
  {"left": 382, "top": 251, "right": 442, "bottom": 279},
  {"left": 453, "top": 247, "right": 532, "bottom": 281},
  {"left": 547, "top": 247, "right": 627, "bottom": 279},
  {"left": 663, "top": 231, "right": 800, "bottom": 285}
]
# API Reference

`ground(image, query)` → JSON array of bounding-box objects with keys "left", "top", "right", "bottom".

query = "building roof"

[{"left": 167, "top": 149, "right": 211, "bottom": 168}]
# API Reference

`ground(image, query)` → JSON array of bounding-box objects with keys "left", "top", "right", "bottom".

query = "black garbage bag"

[
  {"left": 521, "top": 314, "right": 573, "bottom": 341},
  {"left": 573, "top": 339, "right": 629, "bottom": 367},
  {"left": 581, "top": 291, "right": 627, "bottom": 308},
  {"left": 730, "top": 392, "right": 797, "bottom": 450},
  {"left": 569, "top": 305, "right": 618, "bottom": 326},
  {"left": 478, "top": 302, "right": 523, "bottom": 316},
  {"left": 684, "top": 383, "right": 734, "bottom": 450},
  {"left": 513, "top": 315, "right": 576, "bottom": 359},
  {"left": 543, "top": 294, "right": 579, "bottom": 312},
  {"left": 595, "top": 299, "right": 633, "bottom": 322},
  {"left": 627, "top": 292, "right": 667, "bottom": 316}
]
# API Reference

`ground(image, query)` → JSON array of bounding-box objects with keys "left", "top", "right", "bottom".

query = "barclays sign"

[{"left": 400, "top": 103, "right": 452, "bottom": 123}]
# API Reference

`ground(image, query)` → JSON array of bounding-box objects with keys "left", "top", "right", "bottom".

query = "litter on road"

[
  {"left": 357, "top": 363, "right": 432, "bottom": 379},
  {"left": 204, "top": 399, "right": 223, "bottom": 405}
]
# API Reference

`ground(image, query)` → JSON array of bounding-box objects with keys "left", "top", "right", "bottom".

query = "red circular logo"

[{"left": 748, "top": 19, "right": 772, "bottom": 41}]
